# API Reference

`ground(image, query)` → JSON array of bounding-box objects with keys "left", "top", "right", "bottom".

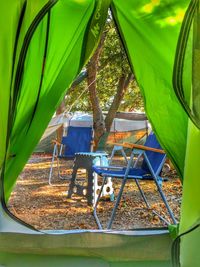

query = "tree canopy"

[{"left": 65, "top": 18, "right": 144, "bottom": 113}]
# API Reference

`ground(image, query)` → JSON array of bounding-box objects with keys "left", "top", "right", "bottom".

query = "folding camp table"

[{"left": 67, "top": 152, "right": 114, "bottom": 206}]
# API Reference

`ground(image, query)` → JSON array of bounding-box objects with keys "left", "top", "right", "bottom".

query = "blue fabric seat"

[
  {"left": 49, "top": 126, "right": 93, "bottom": 185},
  {"left": 92, "top": 166, "right": 152, "bottom": 179},
  {"left": 92, "top": 132, "right": 177, "bottom": 229},
  {"left": 60, "top": 126, "right": 93, "bottom": 158}
]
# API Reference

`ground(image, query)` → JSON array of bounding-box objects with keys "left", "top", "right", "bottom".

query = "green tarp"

[{"left": 0, "top": 0, "right": 200, "bottom": 266}]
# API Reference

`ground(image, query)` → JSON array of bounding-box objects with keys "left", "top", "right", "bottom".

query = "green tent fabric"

[
  {"left": 0, "top": 0, "right": 110, "bottom": 201},
  {"left": 0, "top": 0, "right": 200, "bottom": 267},
  {"left": 172, "top": 2, "right": 200, "bottom": 266},
  {"left": 173, "top": 0, "right": 200, "bottom": 129},
  {"left": 111, "top": 0, "right": 190, "bottom": 178},
  {"left": 177, "top": 122, "right": 200, "bottom": 266}
]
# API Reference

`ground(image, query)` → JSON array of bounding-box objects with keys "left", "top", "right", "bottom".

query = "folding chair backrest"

[
  {"left": 61, "top": 126, "right": 93, "bottom": 158},
  {"left": 141, "top": 132, "right": 166, "bottom": 174}
]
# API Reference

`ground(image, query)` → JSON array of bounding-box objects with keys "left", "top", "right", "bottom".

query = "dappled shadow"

[
  {"left": 136, "top": 0, "right": 187, "bottom": 27},
  {"left": 8, "top": 154, "right": 182, "bottom": 230}
]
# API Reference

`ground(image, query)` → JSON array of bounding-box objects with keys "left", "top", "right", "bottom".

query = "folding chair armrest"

[
  {"left": 107, "top": 141, "right": 124, "bottom": 147},
  {"left": 107, "top": 142, "right": 165, "bottom": 154},
  {"left": 51, "top": 139, "right": 61, "bottom": 145},
  {"left": 123, "top": 143, "right": 165, "bottom": 154}
]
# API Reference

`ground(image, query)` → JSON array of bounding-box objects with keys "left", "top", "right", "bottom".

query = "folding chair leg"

[
  {"left": 135, "top": 179, "right": 150, "bottom": 209},
  {"left": 107, "top": 178, "right": 127, "bottom": 229},
  {"left": 93, "top": 177, "right": 108, "bottom": 229},
  {"left": 135, "top": 179, "right": 172, "bottom": 225},
  {"left": 154, "top": 178, "right": 177, "bottom": 224},
  {"left": 107, "top": 152, "right": 135, "bottom": 229},
  {"left": 56, "top": 155, "right": 62, "bottom": 179},
  {"left": 143, "top": 153, "right": 177, "bottom": 225},
  {"left": 152, "top": 210, "right": 171, "bottom": 225},
  {"left": 48, "top": 144, "right": 58, "bottom": 185},
  {"left": 121, "top": 149, "right": 128, "bottom": 164},
  {"left": 56, "top": 147, "right": 71, "bottom": 181}
]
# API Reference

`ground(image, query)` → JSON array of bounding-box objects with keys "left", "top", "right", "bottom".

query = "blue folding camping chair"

[
  {"left": 49, "top": 126, "right": 93, "bottom": 185},
  {"left": 92, "top": 132, "right": 177, "bottom": 229}
]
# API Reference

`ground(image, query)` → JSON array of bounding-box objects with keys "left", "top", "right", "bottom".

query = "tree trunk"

[
  {"left": 87, "top": 35, "right": 106, "bottom": 150},
  {"left": 87, "top": 32, "right": 134, "bottom": 150},
  {"left": 98, "top": 73, "right": 134, "bottom": 150},
  {"left": 105, "top": 73, "right": 134, "bottom": 133}
]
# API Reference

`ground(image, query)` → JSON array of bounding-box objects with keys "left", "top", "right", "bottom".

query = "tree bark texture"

[
  {"left": 105, "top": 72, "right": 134, "bottom": 133},
  {"left": 87, "top": 35, "right": 106, "bottom": 150}
]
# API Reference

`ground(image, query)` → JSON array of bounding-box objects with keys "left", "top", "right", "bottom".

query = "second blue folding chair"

[{"left": 49, "top": 126, "right": 93, "bottom": 185}]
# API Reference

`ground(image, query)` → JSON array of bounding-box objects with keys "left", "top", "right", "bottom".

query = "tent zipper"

[
  {"left": 12, "top": 0, "right": 58, "bottom": 119},
  {"left": 172, "top": 222, "right": 200, "bottom": 267},
  {"left": 173, "top": 0, "right": 200, "bottom": 129}
]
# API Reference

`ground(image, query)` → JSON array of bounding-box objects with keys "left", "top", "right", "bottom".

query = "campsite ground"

[{"left": 8, "top": 154, "right": 182, "bottom": 230}]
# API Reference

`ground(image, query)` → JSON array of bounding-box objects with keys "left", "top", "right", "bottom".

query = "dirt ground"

[{"left": 8, "top": 154, "right": 182, "bottom": 230}]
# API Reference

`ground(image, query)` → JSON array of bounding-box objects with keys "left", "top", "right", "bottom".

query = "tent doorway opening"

[{"left": 7, "top": 12, "right": 182, "bottom": 231}]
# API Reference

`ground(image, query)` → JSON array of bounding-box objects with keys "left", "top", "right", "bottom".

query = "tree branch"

[{"left": 105, "top": 72, "right": 134, "bottom": 132}]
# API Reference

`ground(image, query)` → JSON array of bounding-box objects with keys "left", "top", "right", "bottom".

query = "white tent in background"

[
  {"left": 38, "top": 112, "right": 149, "bottom": 152},
  {"left": 42, "top": 112, "right": 148, "bottom": 137}
]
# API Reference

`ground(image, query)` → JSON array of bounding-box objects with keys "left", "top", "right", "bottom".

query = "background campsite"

[{"left": 7, "top": 17, "right": 182, "bottom": 230}]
